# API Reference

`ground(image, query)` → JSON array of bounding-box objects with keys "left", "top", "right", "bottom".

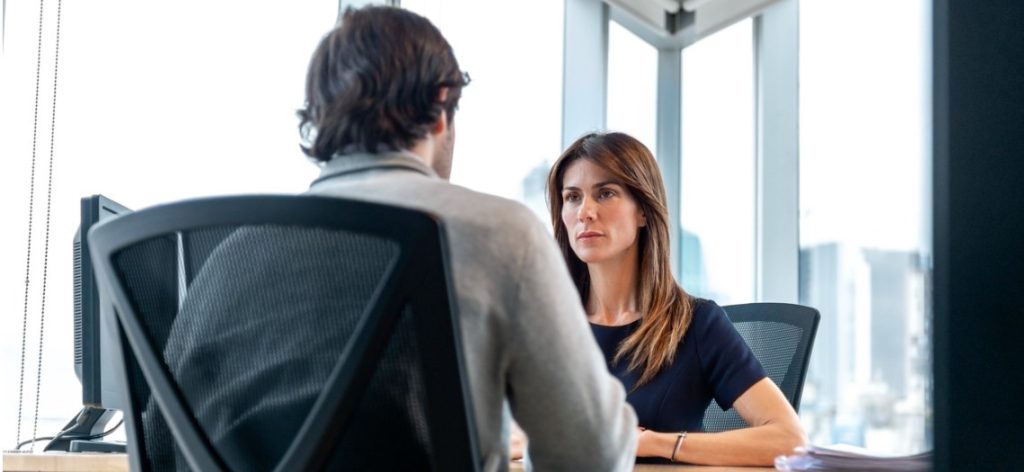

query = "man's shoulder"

[
  {"left": 432, "top": 182, "right": 541, "bottom": 224},
  {"left": 311, "top": 177, "right": 553, "bottom": 254},
  {"left": 312, "top": 174, "right": 541, "bottom": 225},
  {"left": 427, "top": 183, "right": 553, "bottom": 258}
]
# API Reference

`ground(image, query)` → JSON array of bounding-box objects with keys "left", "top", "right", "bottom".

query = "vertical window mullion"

[{"left": 754, "top": 0, "right": 800, "bottom": 304}]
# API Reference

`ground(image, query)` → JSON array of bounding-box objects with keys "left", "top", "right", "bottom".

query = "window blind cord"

[
  {"left": 14, "top": 0, "right": 63, "bottom": 453},
  {"left": 14, "top": 0, "right": 48, "bottom": 452},
  {"left": 30, "top": 0, "right": 63, "bottom": 452}
]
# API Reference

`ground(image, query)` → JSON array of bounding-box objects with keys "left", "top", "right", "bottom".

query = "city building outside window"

[{"left": 798, "top": 0, "right": 931, "bottom": 454}]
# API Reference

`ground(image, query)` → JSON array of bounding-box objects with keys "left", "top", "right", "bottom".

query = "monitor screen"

[{"left": 73, "top": 195, "right": 131, "bottom": 410}]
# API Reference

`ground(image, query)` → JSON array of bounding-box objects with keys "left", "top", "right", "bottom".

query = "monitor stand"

[
  {"left": 69, "top": 439, "right": 126, "bottom": 453},
  {"left": 43, "top": 406, "right": 126, "bottom": 453}
]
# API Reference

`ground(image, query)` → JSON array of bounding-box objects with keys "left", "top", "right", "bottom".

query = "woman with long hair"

[{"left": 545, "top": 132, "right": 806, "bottom": 465}]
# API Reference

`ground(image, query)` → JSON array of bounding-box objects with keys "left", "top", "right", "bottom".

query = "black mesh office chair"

[
  {"left": 87, "top": 195, "right": 480, "bottom": 472},
  {"left": 701, "top": 302, "right": 820, "bottom": 433}
]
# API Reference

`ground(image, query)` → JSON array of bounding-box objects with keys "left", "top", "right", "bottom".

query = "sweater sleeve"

[{"left": 503, "top": 211, "right": 638, "bottom": 471}]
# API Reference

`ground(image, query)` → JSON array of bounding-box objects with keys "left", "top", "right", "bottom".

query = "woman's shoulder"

[
  {"left": 686, "top": 297, "right": 737, "bottom": 340},
  {"left": 688, "top": 297, "right": 727, "bottom": 323}
]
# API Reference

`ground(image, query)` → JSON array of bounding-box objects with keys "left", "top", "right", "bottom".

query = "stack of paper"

[{"left": 774, "top": 444, "right": 931, "bottom": 471}]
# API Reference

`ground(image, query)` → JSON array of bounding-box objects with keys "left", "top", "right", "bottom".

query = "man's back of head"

[{"left": 298, "top": 6, "right": 469, "bottom": 169}]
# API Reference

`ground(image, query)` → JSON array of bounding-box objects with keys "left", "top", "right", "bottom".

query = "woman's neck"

[{"left": 586, "top": 247, "right": 641, "bottom": 326}]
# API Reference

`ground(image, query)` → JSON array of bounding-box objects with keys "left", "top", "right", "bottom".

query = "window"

[
  {"left": 1, "top": 1, "right": 337, "bottom": 448},
  {"left": 403, "top": 0, "right": 564, "bottom": 224},
  {"left": 679, "top": 19, "right": 755, "bottom": 305},
  {"left": 798, "top": 0, "right": 931, "bottom": 454},
  {"left": 606, "top": 20, "right": 657, "bottom": 154}
]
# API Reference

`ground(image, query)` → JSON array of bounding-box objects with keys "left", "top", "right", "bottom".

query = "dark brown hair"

[
  {"left": 547, "top": 132, "right": 694, "bottom": 387},
  {"left": 298, "top": 6, "right": 469, "bottom": 161}
]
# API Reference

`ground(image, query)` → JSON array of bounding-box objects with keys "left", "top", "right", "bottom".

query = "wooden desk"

[
  {"left": 509, "top": 461, "right": 773, "bottom": 471},
  {"left": 510, "top": 462, "right": 772, "bottom": 471},
  {"left": 2, "top": 452, "right": 128, "bottom": 472},
  {"left": 3, "top": 451, "right": 774, "bottom": 471},
  {"left": 628, "top": 468, "right": 772, "bottom": 472}
]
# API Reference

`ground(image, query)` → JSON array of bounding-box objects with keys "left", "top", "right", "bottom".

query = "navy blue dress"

[{"left": 590, "top": 299, "right": 766, "bottom": 433}]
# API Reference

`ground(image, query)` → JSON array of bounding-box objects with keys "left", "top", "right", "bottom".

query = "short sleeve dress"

[{"left": 590, "top": 299, "right": 766, "bottom": 433}]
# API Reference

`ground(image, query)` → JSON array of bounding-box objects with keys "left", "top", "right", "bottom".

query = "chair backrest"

[
  {"left": 88, "top": 195, "right": 480, "bottom": 472},
  {"left": 701, "top": 302, "right": 820, "bottom": 433}
]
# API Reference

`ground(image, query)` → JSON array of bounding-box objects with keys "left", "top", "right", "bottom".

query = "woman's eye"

[
  {"left": 599, "top": 189, "right": 616, "bottom": 199},
  {"left": 564, "top": 193, "right": 580, "bottom": 203}
]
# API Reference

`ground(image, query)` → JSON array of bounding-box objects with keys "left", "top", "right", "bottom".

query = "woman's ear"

[{"left": 638, "top": 211, "right": 647, "bottom": 228}]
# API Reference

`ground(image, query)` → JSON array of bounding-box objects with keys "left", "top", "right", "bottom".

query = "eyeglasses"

[{"left": 441, "top": 71, "right": 472, "bottom": 89}]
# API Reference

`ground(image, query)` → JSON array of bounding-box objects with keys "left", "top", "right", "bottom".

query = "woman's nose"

[{"left": 577, "top": 198, "right": 596, "bottom": 222}]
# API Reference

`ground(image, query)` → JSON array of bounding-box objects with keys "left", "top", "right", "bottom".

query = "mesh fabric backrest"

[
  {"left": 181, "top": 227, "right": 235, "bottom": 286},
  {"left": 112, "top": 235, "right": 181, "bottom": 470},
  {"left": 112, "top": 224, "right": 434, "bottom": 471},
  {"left": 701, "top": 320, "right": 803, "bottom": 433}
]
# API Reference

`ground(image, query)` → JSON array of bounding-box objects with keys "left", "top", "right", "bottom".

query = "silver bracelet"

[{"left": 670, "top": 431, "right": 687, "bottom": 462}]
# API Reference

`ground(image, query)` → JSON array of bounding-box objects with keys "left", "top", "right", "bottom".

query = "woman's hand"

[
  {"left": 635, "top": 427, "right": 661, "bottom": 458},
  {"left": 509, "top": 422, "right": 527, "bottom": 461}
]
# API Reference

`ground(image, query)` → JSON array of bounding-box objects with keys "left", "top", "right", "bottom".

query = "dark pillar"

[{"left": 932, "top": 1, "right": 1024, "bottom": 469}]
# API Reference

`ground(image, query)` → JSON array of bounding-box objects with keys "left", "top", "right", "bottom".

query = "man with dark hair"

[{"left": 299, "top": 5, "right": 637, "bottom": 471}]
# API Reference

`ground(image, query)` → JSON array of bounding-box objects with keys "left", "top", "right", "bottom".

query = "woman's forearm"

[{"left": 637, "top": 421, "right": 806, "bottom": 466}]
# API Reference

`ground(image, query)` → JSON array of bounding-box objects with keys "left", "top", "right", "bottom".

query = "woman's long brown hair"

[{"left": 547, "top": 132, "right": 693, "bottom": 388}]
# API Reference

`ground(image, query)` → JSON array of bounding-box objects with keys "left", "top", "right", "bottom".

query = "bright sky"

[{"left": 799, "top": 1, "right": 930, "bottom": 253}]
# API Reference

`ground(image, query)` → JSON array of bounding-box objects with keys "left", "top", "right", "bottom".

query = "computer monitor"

[{"left": 45, "top": 195, "right": 132, "bottom": 452}]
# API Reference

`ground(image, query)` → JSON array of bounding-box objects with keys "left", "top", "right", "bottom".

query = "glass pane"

[
  {"left": 799, "top": 0, "right": 931, "bottom": 454},
  {"left": 606, "top": 21, "right": 657, "bottom": 153},
  {"left": 0, "top": 0, "right": 338, "bottom": 449},
  {"left": 680, "top": 19, "right": 755, "bottom": 305},
  {"left": 403, "top": 0, "right": 564, "bottom": 224}
]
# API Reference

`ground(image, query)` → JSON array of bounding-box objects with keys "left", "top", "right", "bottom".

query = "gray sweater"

[{"left": 308, "top": 152, "right": 637, "bottom": 471}]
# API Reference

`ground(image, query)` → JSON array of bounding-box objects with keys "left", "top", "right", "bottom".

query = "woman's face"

[{"left": 560, "top": 158, "right": 645, "bottom": 266}]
